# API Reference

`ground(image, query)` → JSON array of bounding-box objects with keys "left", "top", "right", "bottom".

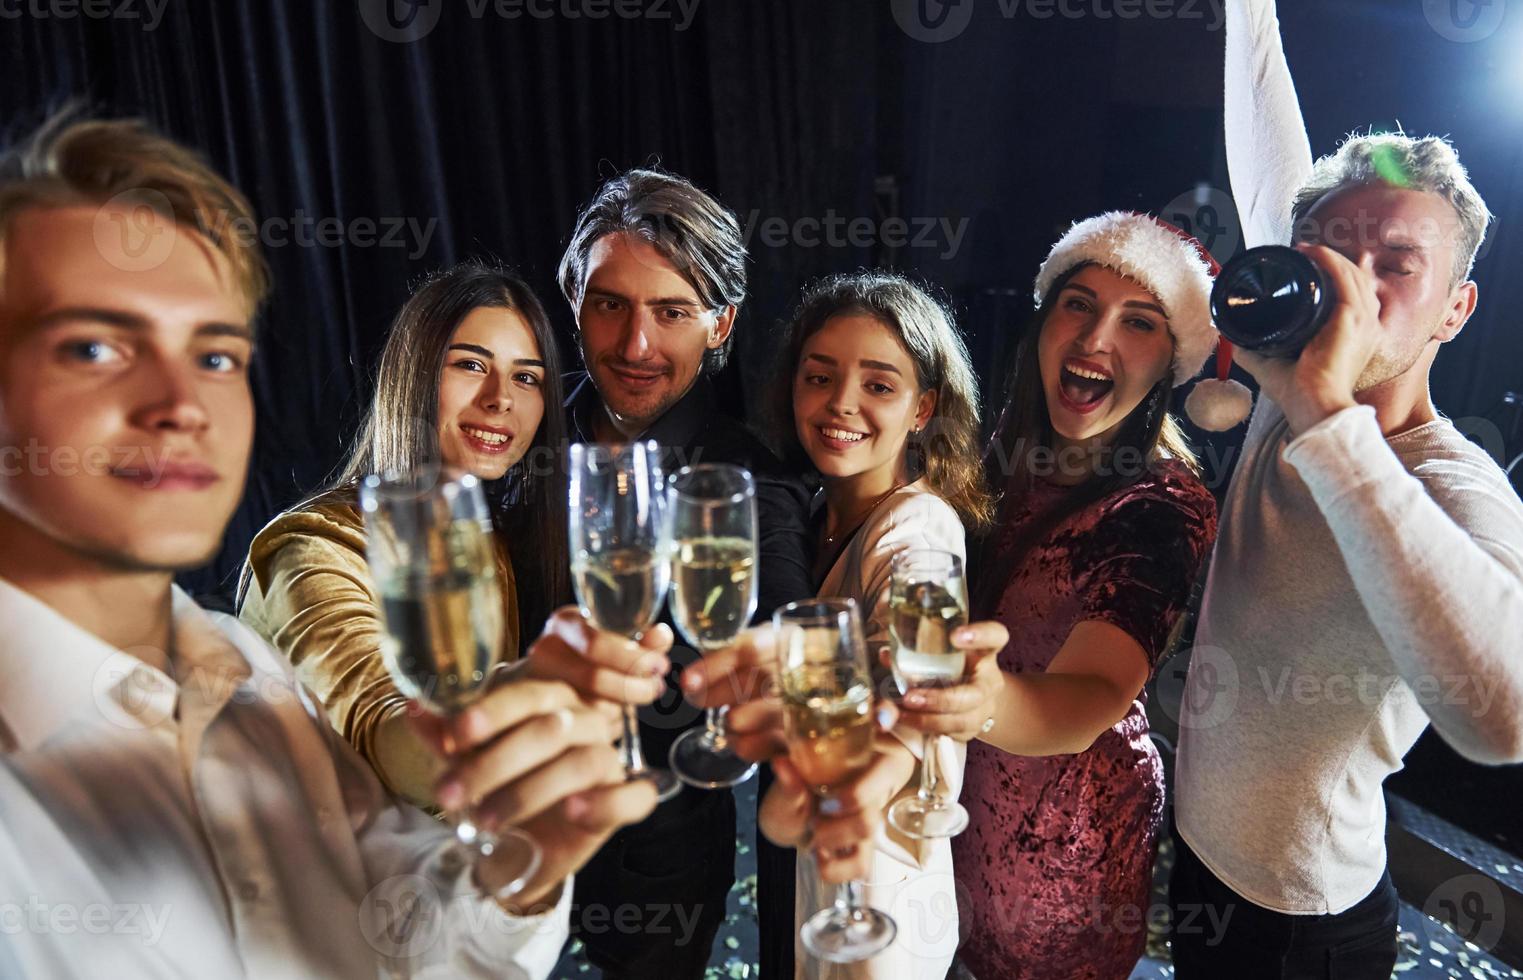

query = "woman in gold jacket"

[{"left": 239, "top": 259, "right": 569, "bottom": 803}]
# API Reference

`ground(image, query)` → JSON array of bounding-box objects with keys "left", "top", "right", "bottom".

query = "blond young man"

[{"left": 0, "top": 115, "right": 654, "bottom": 979}]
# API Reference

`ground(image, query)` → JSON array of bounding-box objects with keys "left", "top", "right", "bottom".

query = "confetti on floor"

[{"left": 552, "top": 784, "right": 1521, "bottom": 979}]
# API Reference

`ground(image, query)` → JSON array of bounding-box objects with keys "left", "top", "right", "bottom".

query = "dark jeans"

[
  {"left": 1168, "top": 832, "right": 1399, "bottom": 980},
  {"left": 572, "top": 787, "right": 736, "bottom": 979}
]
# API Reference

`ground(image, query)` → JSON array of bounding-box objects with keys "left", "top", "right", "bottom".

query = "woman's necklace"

[{"left": 823, "top": 482, "right": 907, "bottom": 549}]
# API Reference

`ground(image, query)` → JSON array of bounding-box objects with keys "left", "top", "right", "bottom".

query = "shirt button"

[{"left": 238, "top": 880, "right": 260, "bottom": 901}]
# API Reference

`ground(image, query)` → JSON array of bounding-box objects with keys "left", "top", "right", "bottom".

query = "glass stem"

[
  {"left": 705, "top": 705, "right": 729, "bottom": 746},
  {"left": 839, "top": 880, "right": 867, "bottom": 917},
  {"left": 620, "top": 703, "right": 648, "bottom": 776},
  {"left": 918, "top": 732, "right": 945, "bottom": 804}
]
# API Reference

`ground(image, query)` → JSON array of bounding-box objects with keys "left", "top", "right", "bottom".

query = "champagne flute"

[
  {"left": 886, "top": 549, "right": 971, "bottom": 839},
  {"left": 360, "top": 468, "right": 541, "bottom": 897},
  {"left": 667, "top": 464, "right": 760, "bottom": 789},
  {"left": 568, "top": 440, "right": 682, "bottom": 803},
  {"left": 774, "top": 598, "right": 898, "bottom": 963}
]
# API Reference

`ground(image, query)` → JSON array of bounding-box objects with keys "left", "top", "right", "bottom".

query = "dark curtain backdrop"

[
  {"left": 5, "top": 0, "right": 1521, "bottom": 846},
  {"left": 7, "top": 1, "right": 1520, "bottom": 602}
]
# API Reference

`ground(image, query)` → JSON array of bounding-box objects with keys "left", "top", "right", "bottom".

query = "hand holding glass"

[
  {"left": 360, "top": 469, "right": 540, "bottom": 897},
  {"left": 568, "top": 440, "right": 682, "bottom": 803},
  {"left": 667, "top": 464, "right": 760, "bottom": 789},
  {"left": 775, "top": 598, "right": 897, "bottom": 963},
  {"left": 886, "top": 549, "right": 970, "bottom": 839}
]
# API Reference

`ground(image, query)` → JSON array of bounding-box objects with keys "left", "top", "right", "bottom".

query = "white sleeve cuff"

[{"left": 1281, "top": 405, "right": 1408, "bottom": 504}]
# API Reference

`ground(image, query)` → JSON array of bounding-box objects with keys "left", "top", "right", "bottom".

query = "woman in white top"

[{"left": 763, "top": 270, "right": 994, "bottom": 979}]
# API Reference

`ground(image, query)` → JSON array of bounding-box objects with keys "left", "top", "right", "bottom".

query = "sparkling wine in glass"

[
  {"left": 568, "top": 440, "right": 682, "bottom": 803},
  {"left": 887, "top": 549, "right": 970, "bottom": 839},
  {"left": 667, "top": 464, "right": 760, "bottom": 789},
  {"left": 774, "top": 598, "right": 897, "bottom": 963},
  {"left": 360, "top": 469, "right": 541, "bottom": 897}
]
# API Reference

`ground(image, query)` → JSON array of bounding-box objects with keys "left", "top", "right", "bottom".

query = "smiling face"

[
  {"left": 0, "top": 204, "right": 255, "bottom": 572},
  {"left": 1298, "top": 184, "right": 1475, "bottom": 392},
  {"left": 792, "top": 312, "right": 934, "bottom": 486},
  {"left": 435, "top": 306, "right": 547, "bottom": 481},
  {"left": 1037, "top": 264, "right": 1175, "bottom": 448},
  {"left": 575, "top": 232, "right": 735, "bottom": 437}
]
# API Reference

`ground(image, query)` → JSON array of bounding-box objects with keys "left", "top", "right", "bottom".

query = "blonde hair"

[
  {"left": 771, "top": 270, "right": 994, "bottom": 532},
  {"left": 0, "top": 110, "right": 271, "bottom": 314},
  {"left": 1291, "top": 131, "right": 1492, "bottom": 287}
]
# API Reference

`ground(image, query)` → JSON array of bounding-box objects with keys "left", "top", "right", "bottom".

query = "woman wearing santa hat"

[{"left": 893, "top": 211, "right": 1236, "bottom": 978}]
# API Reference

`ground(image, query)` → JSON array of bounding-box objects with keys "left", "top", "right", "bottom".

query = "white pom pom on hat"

[
  {"left": 1184, "top": 342, "right": 1254, "bottom": 431},
  {"left": 1032, "top": 210, "right": 1253, "bottom": 430}
]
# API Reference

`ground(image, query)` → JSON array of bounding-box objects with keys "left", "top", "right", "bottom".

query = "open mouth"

[
  {"left": 816, "top": 425, "right": 868, "bottom": 450},
  {"left": 461, "top": 424, "right": 514, "bottom": 453},
  {"left": 1058, "top": 360, "right": 1115, "bottom": 412}
]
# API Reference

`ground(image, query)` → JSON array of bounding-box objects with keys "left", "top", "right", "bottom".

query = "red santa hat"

[{"left": 1033, "top": 211, "right": 1252, "bottom": 430}]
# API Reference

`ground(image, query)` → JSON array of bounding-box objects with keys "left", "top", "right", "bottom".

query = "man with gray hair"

[
  {"left": 1169, "top": 1, "right": 1523, "bottom": 976},
  {"left": 529, "top": 167, "right": 813, "bottom": 978}
]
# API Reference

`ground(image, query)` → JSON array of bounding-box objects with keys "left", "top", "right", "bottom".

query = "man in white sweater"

[
  {"left": 1171, "top": 1, "right": 1523, "bottom": 976},
  {"left": 0, "top": 114, "right": 656, "bottom": 978}
]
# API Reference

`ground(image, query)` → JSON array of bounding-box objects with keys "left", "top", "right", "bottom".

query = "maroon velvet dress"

[{"left": 952, "top": 461, "right": 1217, "bottom": 980}]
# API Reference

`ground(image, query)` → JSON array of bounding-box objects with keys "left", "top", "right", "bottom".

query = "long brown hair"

[
  {"left": 975, "top": 262, "right": 1198, "bottom": 612},
  {"left": 769, "top": 271, "right": 994, "bottom": 532},
  {"left": 243, "top": 260, "right": 570, "bottom": 644}
]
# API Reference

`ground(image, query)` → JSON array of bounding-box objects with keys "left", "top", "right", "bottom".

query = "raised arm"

[{"left": 1225, "top": 0, "right": 1316, "bottom": 248}]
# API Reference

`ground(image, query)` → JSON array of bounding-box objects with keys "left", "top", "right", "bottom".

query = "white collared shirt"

[{"left": 0, "top": 578, "right": 568, "bottom": 979}]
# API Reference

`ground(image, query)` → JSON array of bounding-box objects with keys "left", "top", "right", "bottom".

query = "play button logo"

[
  {"left": 1422, "top": 0, "right": 1506, "bottom": 42},
  {"left": 891, "top": 0, "right": 976, "bottom": 43},
  {"left": 357, "top": 0, "right": 443, "bottom": 43}
]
